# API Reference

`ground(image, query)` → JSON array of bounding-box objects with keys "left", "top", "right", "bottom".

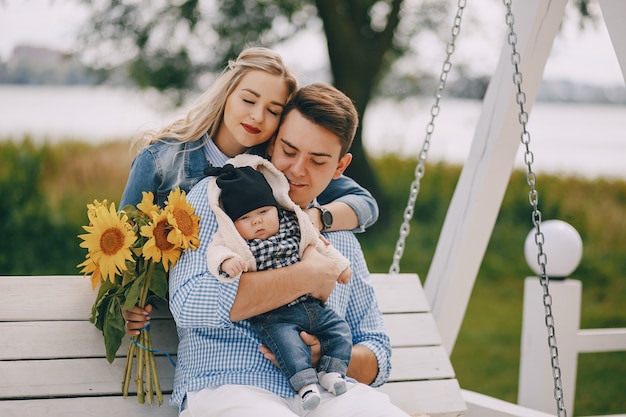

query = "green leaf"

[
  {"left": 102, "top": 297, "right": 125, "bottom": 363},
  {"left": 123, "top": 275, "right": 143, "bottom": 310},
  {"left": 91, "top": 294, "right": 109, "bottom": 331},
  {"left": 121, "top": 204, "right": 139, "bottom": 217},
  {"left": 150, "top": 263, "right": 168, "bottom": 301},
  {"left": 89, "top": 280, "right": 117, "bottom": 327},
  {"left": 121, "top": 266, "right": 136, "bottom": 286}
]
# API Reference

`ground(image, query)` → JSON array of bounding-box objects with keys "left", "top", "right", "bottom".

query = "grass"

[{"left": 1, "top": 138, "right": 624, "bottom": 415}]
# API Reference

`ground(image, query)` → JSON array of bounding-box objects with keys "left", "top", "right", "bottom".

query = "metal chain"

[
  {"left": 503, "top": 1, "right": 567, "bottom": 416},
  {"left": 389, "top": 0, "right": 467, "bottom": 274}
]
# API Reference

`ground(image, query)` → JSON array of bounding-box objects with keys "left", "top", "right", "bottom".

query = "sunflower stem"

[
  {"left": 122, "top": 341, "right": 135, "bottom": 397},
  {"left": 133, "top": 260, "right": 154, "bottom": 405},
  {"left": 135, "top": 330, "right": 145, "bottom": 404},
  {"left": 149, "top": 334, "right": 164, "bottom": 405},
  {"left": 139, "top": 260, "right": 155, "bottom": 308},
  {"left": 143, "top": 329, "right": 153, "bottom": 405}
]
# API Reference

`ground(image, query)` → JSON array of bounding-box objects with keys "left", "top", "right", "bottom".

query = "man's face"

[{"left": 268, "top": 110, "right": 352, "bottom": 208}]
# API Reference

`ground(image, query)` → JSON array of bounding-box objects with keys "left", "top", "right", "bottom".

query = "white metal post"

[{"left": 518, "top": 277, "right": 581, "bottom": 414}]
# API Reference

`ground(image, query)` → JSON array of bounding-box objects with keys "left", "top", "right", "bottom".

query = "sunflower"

[
  {"left": 140, "top": 210, "right": 182, "bottom": 271},
  {"left": 164, "top": 188, "right": 200, "bottom": 250},
  {"left": 77, "top": 256, "right": 102, "bottom": 290},
  {"left": 86, "top": 199, "right": 109, "bottom": 222},
  {"left": 136, "top": 191, "right": 160, "bottom": 216},
  {"left": 78, "top": 202, "right": 136, "bottom": 283}
]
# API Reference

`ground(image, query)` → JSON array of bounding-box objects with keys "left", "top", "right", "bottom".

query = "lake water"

[{"left": 1, "top": 85, "right": 625, "bottom": 180}]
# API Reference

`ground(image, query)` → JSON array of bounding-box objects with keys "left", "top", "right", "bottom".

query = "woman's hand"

[
  {"left": 122, "top": 304, "right": 152, "bottom": 337},
  {"left": 259, "top": 331, "right": 321, "bottom": 368}
]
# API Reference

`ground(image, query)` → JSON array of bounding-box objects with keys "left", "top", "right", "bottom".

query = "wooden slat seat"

[{"left": 0, "top": 274, "right": 466, "bottom": 417}]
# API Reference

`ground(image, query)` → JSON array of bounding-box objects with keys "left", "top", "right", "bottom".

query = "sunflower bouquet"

[{"left": 77, "top": 188, "right": 200, "bottom": 405}]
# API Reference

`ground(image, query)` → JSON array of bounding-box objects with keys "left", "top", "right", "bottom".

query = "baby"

[{"left": 205, "top": 154, "right": 352, "bottom": 410}]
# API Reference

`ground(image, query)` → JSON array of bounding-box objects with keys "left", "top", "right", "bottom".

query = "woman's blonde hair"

[{"left": 135, "top": 47, "right": 298, "bottom": 149}]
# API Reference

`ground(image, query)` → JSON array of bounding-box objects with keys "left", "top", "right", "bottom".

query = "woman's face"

[{"left": 215, "top": 70, "right": 289, "bottom": 157}]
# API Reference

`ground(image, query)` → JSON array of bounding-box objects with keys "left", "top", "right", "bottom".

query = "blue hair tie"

[{"left": 131, "top": 325, "right": 177, "bottom": 367}]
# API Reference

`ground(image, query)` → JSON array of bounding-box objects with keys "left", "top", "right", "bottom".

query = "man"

[{"left": 169, "top": 83, "right": 409, "bottom": 417}]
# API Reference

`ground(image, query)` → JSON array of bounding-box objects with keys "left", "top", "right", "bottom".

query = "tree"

[{"left": 78, "top": 0, "right": 593, "bottom": 223}]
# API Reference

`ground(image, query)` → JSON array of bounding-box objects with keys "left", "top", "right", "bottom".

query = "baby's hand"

[
  {"left": 337, "top": 266, "right": 352, "bottom": 284},
  {"left": 221, "top": 257, "right": 247, "bottom": 278}
]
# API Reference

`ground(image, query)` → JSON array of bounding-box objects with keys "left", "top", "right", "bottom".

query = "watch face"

[{"left": 321, "top": 209, "right": 333, "bottom": 228}]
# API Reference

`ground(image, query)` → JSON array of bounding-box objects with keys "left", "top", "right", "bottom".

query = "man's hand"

[
  {"left": 122, "top": 304, "right": 152, "bottom": 337},
  {"left": 300, "top": 246, "right": 338, "bottom": 303},
  {"left": 259, "top": 331, "right": 321, "bottom": 368},
  {"left": 300, "top": 331, "right": 322, "bottom": 367},
  {"left": 337, "top": 267, "right": 352, "bottom": 284}
]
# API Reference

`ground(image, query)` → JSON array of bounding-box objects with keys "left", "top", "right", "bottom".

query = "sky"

[{"left": 0, "top": 0, "right": 624, "bottom": 87}]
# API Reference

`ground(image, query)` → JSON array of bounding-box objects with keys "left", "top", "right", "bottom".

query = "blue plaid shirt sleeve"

[{"left": 169, "top": 177, "right": 239, "bottom": 329}]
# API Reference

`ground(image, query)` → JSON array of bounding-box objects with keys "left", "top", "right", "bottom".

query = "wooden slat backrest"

[
  {"left": 0, "top": 276, "right": 171, "bottom": 321},
  {"left": 0, "top": 274, "right": 466, "bottom": 417},
  {"left": 0, "top": 274, "right": 429, "bottom": 320}
]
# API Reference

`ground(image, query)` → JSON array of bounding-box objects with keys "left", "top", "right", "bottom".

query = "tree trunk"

[{"left": 315, "top": 0, "right": 404, "bottom": 225}]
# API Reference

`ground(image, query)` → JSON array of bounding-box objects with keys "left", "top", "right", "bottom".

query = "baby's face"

[{"left": 234, "top": 206, "right": 280, "bottom": 240}]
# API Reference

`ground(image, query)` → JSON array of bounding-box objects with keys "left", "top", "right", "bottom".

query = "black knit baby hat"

[{"left": 206, "top": 164, "right": 278, "bottom": 221}]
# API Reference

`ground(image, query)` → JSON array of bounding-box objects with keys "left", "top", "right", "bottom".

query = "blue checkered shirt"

[{"left": 168, "top": 155, "right": 391, "bottom": 410}]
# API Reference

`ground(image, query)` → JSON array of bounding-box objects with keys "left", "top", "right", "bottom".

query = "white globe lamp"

[{"left": 524, "top": 219, "right": 583, "bottom": 279}]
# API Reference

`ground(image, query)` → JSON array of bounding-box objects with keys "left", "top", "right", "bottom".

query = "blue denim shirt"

[{"left": 120, "top": 136, "right": 379, "bottom": 232}]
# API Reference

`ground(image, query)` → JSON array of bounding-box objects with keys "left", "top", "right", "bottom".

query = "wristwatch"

[{"left": 315, "top": 206, "right": 333, "bottom": 231}]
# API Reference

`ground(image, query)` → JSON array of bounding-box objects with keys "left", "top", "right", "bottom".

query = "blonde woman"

[{"left": 120, "top": 47, "right": 297, "bottom": 208}]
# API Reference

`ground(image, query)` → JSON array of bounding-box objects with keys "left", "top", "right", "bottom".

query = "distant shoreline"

[{"left": 2, "top": 84, "right": 625, "bottom": 181}]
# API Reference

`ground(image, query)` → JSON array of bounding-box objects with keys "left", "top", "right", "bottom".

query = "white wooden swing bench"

[{"left": 0, "top": 274, "right": 466, "bottom": 417}]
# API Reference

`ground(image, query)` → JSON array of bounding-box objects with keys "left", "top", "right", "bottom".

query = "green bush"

[{"left": 0, "top": 139, "right": 84, "bottom": 274}]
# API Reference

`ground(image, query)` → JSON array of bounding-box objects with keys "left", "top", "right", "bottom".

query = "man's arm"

[
  {"left": 229, "top": 245, "right": 340, "bottom": 321},
  {"left": 301, "top": 334, "right": 380, "bottom": 385},
  {"left": 347, "top": 345, "right": 379, "bottom": 384}
]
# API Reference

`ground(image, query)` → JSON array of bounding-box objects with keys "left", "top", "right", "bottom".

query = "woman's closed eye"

[{"left": 243, "top": 99, "right": 280, "bottom": 117}]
